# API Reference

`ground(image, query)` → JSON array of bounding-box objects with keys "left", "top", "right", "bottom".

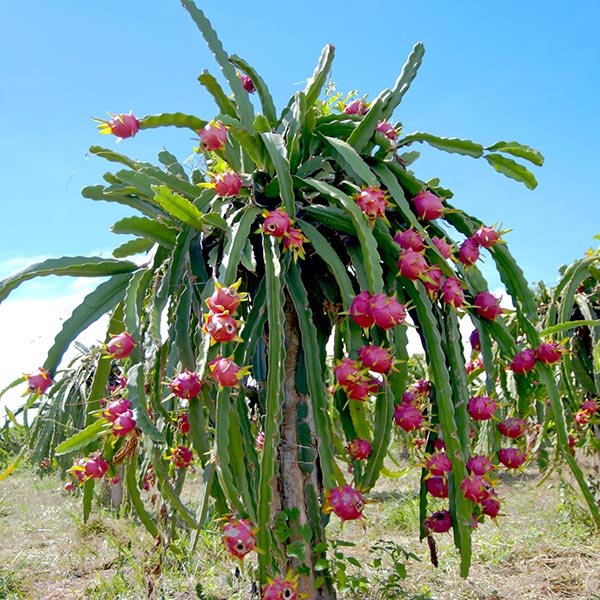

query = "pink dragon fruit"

[
  {"left": 178, "top": 413, "right": 190, "bottom": 435},
  {"left": 347, "top": 438, "right": 373, "bottom": 461},
  {"left": 261, "top": 208, "right": 292, "bottom": 238},
  {"left": 97, "top": 112, "right": 139, "bottom": 140},
  {"left": 326, "top": 485, "right": 365, "bottom": 522},
  {"left": 481, "top": 496, "right": 501, "bottom": 518},
  {"left": 346, "top": 376, "right": 381, "bottom": 401},
  {"left": 356, "top": 186, "right": 388, "bottom": 223},
  {"left": 349, "top": 290, "right": 375, "bottom": 328},
  {"left": 433, "top": 438, "right": 446, "bottom": 452},
  {"left": 393, "top": 403, "right": 424, "bottom": 432},
  {"left": 426, "top": 452, "right": 452, "bottom": 476},
  {"left": 581, "top": 399, "right": 599, "bottom": 413},
  {"left": 204, "top": 312, "right": 240, "bottom": 343},
  {"left": 105, "top": 331, "right": 135, "bottom": 359},
  {"left": 510, "top": 348, "right": 537, "bottom": 373},
  {"left": 465, "top": 357, "right": 484, "bottom": 375},
  {"left": 198, "top": 120, "right": 227, "bottom": 151},
  {"left": 440, "top": 277, "right": 465, "bottom": 309},
  {"left": 171, "top": 445, "right": 194, "bottom": 468},
  {"left": 473, "top": 291, "right": 503, "bottom": 320},
  {"left": 256, "top": 431, "right": 265, "bottom": 451},
  {"left": 102, "top": 397, "right": 131, "bottom": 422},
  {"left": 472, "top": 225, "right": 502, "bottom": 248},
  {"left": 458, "top": 238, "right": 480, "bottom": 267},
  {"left": 111, "top": 409, "right": 137, "bottom": 437},
  {"left": 369, "top": 293, "right": 407, "bottom": 329},
  {"left": 208, "top": 356, "right": 250, "bottom": 388},
  {"left": 422, "top": 266, "right": 445, "bottom": 297},
  {"left": 460, "top": 475, "right": 492, "bottom": 503},
  {"left": 535, "top": 341, "right": 563, "bottom": 365},
  {"left": 432, "top": 236, "right": 454, "bottom": 259},
  {"left": 26, "top": 367, "right": 53, "bottom": 395},
  {"left": 70, "top": 455, "right": 109, "bottom": 482},
  {"left": 397, "top": 249, "right": 429, "bottom": 281},
  {"left": 222, "top": 517, "right": 257, "bottom": 560},
  {"left": 412, "top": 379, "right": 431, "bottom": 397},
  {"left": 497, "top": 447, "right": 527, "bottom": 469},
  {"left": 334, "top": 358, "right": 362, "bottom": 387},
  {"left": 498, "top": 417, "right": 527, "bottom": 439},
  {"left": 211, "top": 172, "right": 242, "bottom": 197},
  {"left": 282, "top": 227, "right": 308, "bottom": 261},
  {"left": 466, "top": 455, "right": 494, "bottom": 476},
  {"left": 238, "top": 73, "right": 256, "bottom": 93},
  {"left": 426, "top": 510, "right": 452, "bottom": 533},
  {"left": 169, "top": 371, "right": 202, "bottom": 400},
  {"left": 262, "top": 573, "right": 300, "bottom": 600},
  {"left": 426, "top": 476, "right": 448, "bottom": 498},
  {"left": 393, "top": 228, "right": 425, "bottom": 252},
  {"left": 343, "top": 99, "right": 368, "bottom": 115},
  {"left": 375, "top": 120, "right": 398, "bottom": 140},
  {"left": 412, "top": 190, "right": 444, "bottom": 220},
  {"left": 467, "top": 396, "right": 497, "bottom": 421},
  {"left": 357, "top": 344, "right": 393, "bottom": 374},
  {"left": 207, "top": 281, "right": 245, "bottom": 314}
]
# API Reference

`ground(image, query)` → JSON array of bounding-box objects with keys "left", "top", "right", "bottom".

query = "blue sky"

[{"left": 1, "top": 1, "right": 599, "bottom": 404}]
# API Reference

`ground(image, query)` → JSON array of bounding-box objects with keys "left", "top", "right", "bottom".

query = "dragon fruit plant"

[{"left": 2, "top": 2, "right": 599, "bottom": 598}]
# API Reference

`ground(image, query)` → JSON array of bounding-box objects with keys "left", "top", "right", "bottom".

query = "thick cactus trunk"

[{"left": 274, "top": 300, "right": 335, "bottom": 600}]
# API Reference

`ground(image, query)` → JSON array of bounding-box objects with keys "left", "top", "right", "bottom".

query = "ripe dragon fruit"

[
  {"left": 171, "top": 445, "right": 194, "bottom": 468},
  {"left": 425, "top": 452, "right": 452, "bottom": 476},
  {"left": 343, "top": 99, "right": 368, "bottom": 115},
  {"left": 198, "top": 120, "right": 227, "bottom": 151},
  {"left": 261, "top": 208, "right": 292, "bottom": 238},
  {"left": 169, "top": 371, "right": 202, "bottom": 400},
  {"left": 426, "top": 476, "right": 449, "bottom": 498},
  {"left": 397, "top": 248, "right": 429, "bottom": 281},
  {"left": 96, "top": 112, "right": 139, "bottom": 140},
  {"left": 375, "top": 120, "right": 398, "bottom": 140},
  {"left": 325, "top": 485, "right": 365, "bottom": 522},
  {"left": 102, "top": 398, "right": 132, "bottom": 422},
  {"left": 440, "top": 277, "right": 465, "bottom": 309},
  {"left": 334, "top": 358, "right": 362, "bottom": 387},
  {"left": 262, "top": 573, "right": 300, "bottom": 600},
  {"left": 497, "top": 447, "right": 527, "bottom": 469},
  {"left": 369, "top": 293, "right": 407, "bottom": 329},
  {"left": 581, "top": 399, "right": 599, "bottom": 414},
  {"left": 105, "top": 331, "right": 135, "bottom": 359},
  {"left": 356, "top": 186, "right": 388, "bottom": 223},
  {"left": 467, "top": 395, "right": 497, "bottom": 421},
  {"left": 345, "top": 375, "right": 381, "bottom": 401},
  {"left": 111, "top": 409, "right": 137, "bottom": 437},
  {"left": 70, "top": 455, "right": 109, "bottom": 482},
  {"left": 238, "top": 73, "right": 256, "bottom": 93},
  {"left": 473, "top": 291, "right": 503, "bottom": 320},
  {"left": 412, "top": 190, "right": 444, "bottom": 220},
  {"left": 498, "top": 417, "right": 527, "bottom": 439},
  {"left": 357, "top": 344, "right": 393, "bottom": 374},
  {"left": 222, "top": 517, "right": 257, "bottom": 560},
  {"left": 534, "top": 341, "right": 564, "bottom": 365},
  {"left": 422, "top": 265, "right": 445, "bottom": 297},
  {"left": 426, "top": 510, "right": 452, "bottom": 533},
  {"left": 349, "top": 290, "right": 375, "bottom": 328},
  {"left": 211, "top": 172, "right": 242, "bottom": 197},
  {"left": 347, "top": 438, "right": 373, "bottom": 461},
  {"left": 26, "top": 367, "right": 53, "bottom": 395},
  {"left": 481, "top": 496, "right": 502, "bottom": 519},
  {"left": 208, "top": 356, "right": 250, "bottom": 387},
  {"left": 393, "top": 402, "right": 424, "bottom": 432},
  {"left": 204, "top": 312, "right": 240, "bottom": 343},
  {"left": 458, "top": 237, "right": 480, "bottom": 267},
  {"left": 472, "top": 225, "right": 502, "bottom": 248},
  {"left": 178, "top": 413, "right": 190, "bottom": 435},
  {"left": 207, "top": 280, "right": 245, "bottom": 314},
  {"left": 282, "top": 227, "right": 308, "bottom": 261},
  {"left": 510, "top": 348, "right": 537, "bottom": 373},
  {"left": 393, "top": 228, "right": 425, "bottom": 252},
  {"left": 466, "top": 455, "right": 494, "bottom": 476},
  {"left": 432, "top": 236, "right": 454, "bottom": 259},
  {"left": 460, "top": 475, "right": 493, "bottom": 503}
]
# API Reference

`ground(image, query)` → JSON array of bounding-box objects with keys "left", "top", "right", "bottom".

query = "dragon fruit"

[
  {"left": 535, "top": 341, "right": 563, "bottom": 365},
  {"left": 282, "top": 227, "right": 308, "bottom": 261},
  {"left": 349, "top": 290, "right": 375, "bottom": 328},
  {"left": 222, "top": 517, "right": 257, "bottom": 560},
  {"left": 473, "top": 291, "right": 503, "bottom": 320},
  {"left": 481, "top": 496, "right": 501, "bottom": 519},
  {"left": 498, "top": 417, "right": 527, "bottom": 439},
  {"left": 211, "top": 172, "right": 242, "bottom": 197},
  {"left": 458, "top": 238, "right": 480, "bottom": 267},
  {"left": 261, "top": 208, "right": 292, "bottom": 238},
  {"left": 198, "top": 120, "right": 227, "bottom": 151},
  {"left": 472, "top": 225, "right": 502, "bottom": 248},
  {"left": 412, "top": 190, "right": 444, "bottom": 220},
  {"left": 426, "top": 510, "right": 452, "bottom": 533},
  {"left": 422, "top": 265, "right": 444, "bottom": 297},
  {"left": 207, "top": 280, "right": 245, "bottom": 314},
  {"left": 70, "top": 455, "right": 109, "bottom": 482},
  {"left": 460, "top": 475, "right": 492, "bottom": 503},
  {"left": 375, "top": 120, "right": 398, "bottom": 140},
  {"left": 347, "top": 438, "right": 373, "bottom": 461},
  {"left": 497, "top": 447, "right": 527, "bottom": 469},
  {"left": 397, "top": 249, "right": 429, "bottom": 281},
  {"left": 105, "top": 331, "right": 135, "bottom": 359},
  {"left": 178, "top": 413, "right": 190, "bottom": 435},
  {"left": 393, "top": 402, "right": 424, "bottom": 432},
  {"left": 432, "top": 236, "right": 454, "bottom": 259},
  {"left": 334, "top": 358, "right": 362, "bottom": 387},
  {"left": 343, "top": 99, "right": 368, "bottom": 115},
  {"left": 345, "top": 376, "right": 381, "bottom": 401},
  {"left": 169, "top": 371, "right": 202, "bottom": 400},
  {"left": 356, "top": 186, "right": 388, "bottom": 223},
  {"left": 325, "top": 485, "right": 365, "bottom": 522},
  {"left": 26, "top": 367, "right": 53, "bottom": 395},
  {"left": 393, "top": 228, "right": 425, "bottom": 252},
  {"left": 171, "top": 445, "right": 194, "bottom": 468},
  {"left": 357, "top": 344, "right": 393, "bottom": 374},
  {"left": 426, "top": 452, "right": 452, "bottom": 476},
  {"left": 510, "top": 348, "right": 537, "bottom": 373},
  {"left": 262, "top": 573, "right": 300, "bottom": 600},
  {"left": 440, "top": 277, "right": 465, "bottom": 309},
  {"left": 97, "top": 112, "right": 139, "bottom": 140},
  {"left": 208, "top": 356, "right": 250, "bottom": 388},
  {"left": 204, "top": 312, "right": 240, "bottom": 343},
  {"left": 467, "top": 396, "right": 497, "bottom": 421},
  {"left": 466, "top": 455, "right": 494, "bottom": 476},
  {"left": 111, "top": 409, "right": 137, "bottom": 437},
  {"left": 426, "top": 476, "right": 449, "bottom": 498},
  {"left": 369, "top": 293, "right": 407, "bottom": 329}
]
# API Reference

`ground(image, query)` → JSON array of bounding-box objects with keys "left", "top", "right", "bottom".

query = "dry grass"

[{"left": 1, "top": 463, "right": 599, "bottom": 600}]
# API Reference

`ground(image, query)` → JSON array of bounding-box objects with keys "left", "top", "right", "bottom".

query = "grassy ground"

[{"left": 1, "top": 461, "right": 599, "bottom": 600}]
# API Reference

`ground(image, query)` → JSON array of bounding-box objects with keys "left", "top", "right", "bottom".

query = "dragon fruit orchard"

[{"left": 3, "top": 2, "right": 600, "bottom": 598}]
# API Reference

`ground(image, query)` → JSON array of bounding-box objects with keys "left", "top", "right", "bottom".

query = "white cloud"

[{"left": 0, "top": 280, "right": 109, "bottom": 416}]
